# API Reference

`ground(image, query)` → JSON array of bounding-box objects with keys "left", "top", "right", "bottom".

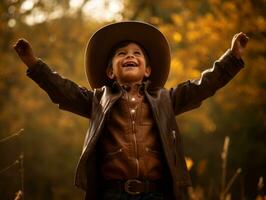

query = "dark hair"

[{"left": 106, "top": 40, "right": 150, "bottom": 70}]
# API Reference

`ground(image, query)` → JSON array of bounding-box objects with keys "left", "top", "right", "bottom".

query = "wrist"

[{"left": 26, "top": 57, "right": 38, "bottom": 68}]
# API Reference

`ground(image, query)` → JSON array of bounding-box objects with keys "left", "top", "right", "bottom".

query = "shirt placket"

[{"left": 128, "top": 96, "right": 140, "bottom": 178}]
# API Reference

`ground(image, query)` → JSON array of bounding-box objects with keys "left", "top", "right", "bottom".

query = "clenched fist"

[
  {"left": 13, "top": 38, "right": 38, "bottom": 68},
  {"left": 231, "top": 32, "right": 249, "bottom": 59}
]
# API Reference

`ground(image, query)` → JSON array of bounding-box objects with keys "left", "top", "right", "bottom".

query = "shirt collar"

[{"left": 112, "top": 81, "right": 150, "bottom": 94}]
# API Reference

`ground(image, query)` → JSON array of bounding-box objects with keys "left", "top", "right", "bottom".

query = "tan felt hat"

[{"left": 85, "top": 21, "right": 171, "bottom": 89}]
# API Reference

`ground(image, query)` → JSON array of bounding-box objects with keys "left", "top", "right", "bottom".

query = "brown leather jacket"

[{"left": 27, "top": 49, "right": 244, "bottom": 199}]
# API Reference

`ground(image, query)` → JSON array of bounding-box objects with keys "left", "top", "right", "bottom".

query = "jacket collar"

[{"left": 111, "top": 80, "right": 151, "bottom": 93}]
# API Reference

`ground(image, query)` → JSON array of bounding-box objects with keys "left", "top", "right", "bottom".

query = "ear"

[
  {"left": 106, "top": 67, "right": 115, "bottom": 79},
  {"left": 144, "top": 65, "right": 151, "bottom": 78}
]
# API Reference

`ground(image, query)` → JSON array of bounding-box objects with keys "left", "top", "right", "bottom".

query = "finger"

[
  {"left": 17, "top": 38, "right": 27, "bottom": 43},
  {"left": 13, "top": 40, "right": 20, "bottom": 49},
  {"left": 13, "top": 39, "right": 22, "bottom": 48},
  {"left": 13, "top": 39, "right": 28, "bottom": 53},
  {"left": 243, "top": 34, "right": 249, "bottom": 41},
  {"left": 14, "top": 38, "right": 28, "bottom": 47},
  {"left": 17, "top": 39, "right": 27, "bottom": 47},
  {"left": 235, "top": 32, "right": 245, "bottom": 40},
  {"left": 241, "top": 33, "right": 249, "bottom": 41},
  {"left": 13, "top": 43, "right": 20, "bottom": 52},
  {"left": 14, "top": 45, "right": 22, "bottom": 54},
  {"left": 242, "top": 38, "right": 249, "bottom": 47},
  {"left": 237, "top": 33, "right": 249, "bottom": 42},
  {"left": 239, "top": 34, "right": 249, "bottom": 47}
]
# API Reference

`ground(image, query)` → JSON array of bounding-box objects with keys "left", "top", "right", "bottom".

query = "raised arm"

[
  {"left": 170, "top": 32, "right": 249, "bottom": 115},
  {"left": 13, "top": 38, "right": 93, "bottom": 118}
]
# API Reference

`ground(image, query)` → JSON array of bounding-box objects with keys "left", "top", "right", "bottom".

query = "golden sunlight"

[
  {"left": 20, "top": 0, "right": 124, "bottom": 26},
  {"left": 82, "top": 0, "right": 124, "bottom": 21}
]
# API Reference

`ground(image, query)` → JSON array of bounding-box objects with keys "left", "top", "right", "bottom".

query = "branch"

[
  {"left": 0, "top": 129, "right": 24, "bottom": 143},
  {"left": 0, "top": 160, "right": 19, "bottom": 174}
]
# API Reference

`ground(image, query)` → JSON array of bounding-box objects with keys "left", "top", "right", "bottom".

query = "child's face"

[{"left": 107, "top": 43, "right": 151, "bottom": 85}]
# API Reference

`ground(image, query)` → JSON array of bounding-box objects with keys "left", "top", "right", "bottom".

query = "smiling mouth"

[{"left": 122, "top": 61, "right": 138, "bottom": 67}]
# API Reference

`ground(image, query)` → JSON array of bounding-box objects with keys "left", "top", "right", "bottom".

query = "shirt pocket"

[
  {"left": 145, "top": 147, "right": 162, "bottom": 157},
  {"left": 104, "top": 147, "right": 123, "bottom": 161}
]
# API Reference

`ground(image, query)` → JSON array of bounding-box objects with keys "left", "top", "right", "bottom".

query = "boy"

[{"left": 14, "top": 21, "right": 248, "bottom": 200}]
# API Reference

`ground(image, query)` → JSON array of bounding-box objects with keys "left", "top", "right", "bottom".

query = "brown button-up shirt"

[{"left": 98, "top": 88, "right": 164, "bottom": 180}]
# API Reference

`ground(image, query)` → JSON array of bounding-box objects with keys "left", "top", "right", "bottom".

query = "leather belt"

[{"left": 104, "top": 179, "right": 162, "bottom": 195}]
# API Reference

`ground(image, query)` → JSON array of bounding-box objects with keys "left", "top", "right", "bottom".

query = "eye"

[
  {"left": 117, "top": 51, "right": 126, "bottom": 56},
  {"left": 134, "top": 51, "right": 141, "bottom": 55}
]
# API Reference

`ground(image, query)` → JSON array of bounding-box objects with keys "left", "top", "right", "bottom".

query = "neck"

[{"left": 118, "top": 81, "right": 143, "bottom": 96}]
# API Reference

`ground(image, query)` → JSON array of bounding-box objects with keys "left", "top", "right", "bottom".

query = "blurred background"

[{"left": 0, "top": 0, "right": 265, "bottom": 199}]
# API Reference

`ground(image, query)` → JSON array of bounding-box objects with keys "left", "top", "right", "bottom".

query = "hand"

[
  {"left": 13, "top": 38, "right": 38, "bottom": 68},
  {"left": 230, "top": 32, "right": 249, "bottom": 59}
]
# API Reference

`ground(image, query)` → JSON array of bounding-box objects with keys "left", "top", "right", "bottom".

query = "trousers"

[{"left": 101, "top": 189, "right": 164, "bottom": 200}]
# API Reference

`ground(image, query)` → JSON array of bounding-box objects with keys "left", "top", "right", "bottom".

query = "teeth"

[{"left": 123, "top": 62, "right": 137, "bottom": 67}]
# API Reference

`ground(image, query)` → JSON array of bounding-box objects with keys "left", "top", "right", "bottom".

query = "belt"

[{"left": 104, "top": 179, "right": 162, "bottom": 195}]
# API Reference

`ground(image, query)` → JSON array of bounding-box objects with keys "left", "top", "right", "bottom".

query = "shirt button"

[
  {"left": 131, "top": 97, "right": 136, "bottom": 102},
  {"left": 130, "top": 109, "right": 136, "bottom": 114}
]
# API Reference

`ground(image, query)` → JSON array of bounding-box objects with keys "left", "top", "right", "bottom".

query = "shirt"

[{"left": 98, "top": 86, "right": 165, "bottom": 180}]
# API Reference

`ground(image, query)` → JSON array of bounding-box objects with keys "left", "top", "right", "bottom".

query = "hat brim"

[{"left": 85, "top": 21, "right": 171, "bottom": 89}]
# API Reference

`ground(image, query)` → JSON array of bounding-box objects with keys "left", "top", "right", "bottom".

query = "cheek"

[
  {"left": 111, "top": 61, "right": 122, "bottom": 75},
  {"left": 112, "top": 58, "right": 122, "bottom": 68},
  {"left": 140, "top": 57, "right": 147, "bottom": 66}
]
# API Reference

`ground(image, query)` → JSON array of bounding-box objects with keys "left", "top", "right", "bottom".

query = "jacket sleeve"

[
  {"left": 26, "top": 59, "right": 93, "bottom": 118},
  {"left": 170, "top": 49, "right": 244, "bottom": 115}
]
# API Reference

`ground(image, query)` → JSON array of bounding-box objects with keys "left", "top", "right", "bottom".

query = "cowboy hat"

[{"left": 85, "top": 21, "right": 171, "bottom": 89}]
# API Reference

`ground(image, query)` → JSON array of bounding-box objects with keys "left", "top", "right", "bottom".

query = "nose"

[{"left": 125, "top": 52, "right": 135, "bottom": 59}]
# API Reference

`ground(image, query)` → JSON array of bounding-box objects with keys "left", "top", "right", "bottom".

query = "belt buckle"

[{"left": 124, "top": 179, "right": 142, "bottom": 195}]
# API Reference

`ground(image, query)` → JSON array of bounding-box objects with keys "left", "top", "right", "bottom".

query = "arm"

[
  {"left": 13, "top": 39, "right": 93, "bottom": 118},
  {"left": 170, "top": 32, "right": 249, "bottom": 115}
]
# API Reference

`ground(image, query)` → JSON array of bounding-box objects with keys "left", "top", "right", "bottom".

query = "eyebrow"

[{"left": 116, "top": 47, "right": 142, "bottom": 52}]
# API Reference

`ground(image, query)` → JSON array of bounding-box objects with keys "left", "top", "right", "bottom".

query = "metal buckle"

[{"left": 124, "top": 179, "right": 142, "bottom": 195}]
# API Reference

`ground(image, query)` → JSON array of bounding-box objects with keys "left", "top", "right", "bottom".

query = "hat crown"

[{"left": 85, "top": 21, "right": 171, "bottom": 89}]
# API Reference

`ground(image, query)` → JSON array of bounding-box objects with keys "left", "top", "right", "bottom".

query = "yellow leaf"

[
  {"left": 185, "top": 157, "right": 194, "bottom": 171},
  {"left": 173, "top": 32, "right": 182, "bottom": 43}
]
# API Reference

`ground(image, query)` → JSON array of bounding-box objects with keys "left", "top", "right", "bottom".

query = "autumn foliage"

[{"left": 0, "top": 0, "right": 265, "bottom": 199}]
